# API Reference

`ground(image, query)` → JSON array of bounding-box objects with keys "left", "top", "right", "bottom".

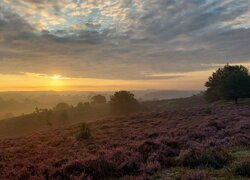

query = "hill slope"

[
  {"left": 0, "top": 96, "right": 207, "bottom": 139},
  {"left": 0, "top": 104, "right": 250, "bottom": 179}
]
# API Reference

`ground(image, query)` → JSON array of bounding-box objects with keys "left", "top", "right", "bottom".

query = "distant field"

[{"left": 0, "top": 104, "right": 249, "bottom": 179}]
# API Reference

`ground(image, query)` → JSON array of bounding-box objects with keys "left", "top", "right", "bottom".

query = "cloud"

[{"left": 0, "top": 0, "right": 249, "bottom": 80}]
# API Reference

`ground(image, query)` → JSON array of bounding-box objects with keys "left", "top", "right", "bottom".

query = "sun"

[
  {"left": 51, "top": 75, "right": 62, "bottom": 80},
  {"left": 49, "top": 74, "right": 65, "bottom": 90}
]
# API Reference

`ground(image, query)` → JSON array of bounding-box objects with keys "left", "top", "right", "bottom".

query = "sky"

[{"left": 0, "top": 0, "right": 250, "bottom": 91}]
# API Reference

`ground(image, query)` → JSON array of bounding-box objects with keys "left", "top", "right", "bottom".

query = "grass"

[
  {"left": 153, "top": 161, "right": 247, "bottom": 180},
  {"left": 179, "top": 148, "right": 231, "bottom": 169},
  {"left": 212, "top": 98, "right": 250, "bottom": 106},
  {"left": 240, "top": 98, "right": 250, "bottom": 104},
  {"left": 154, "top": 147, "right": 250, "bottom": 179},
  {"left": 230, "top": 149, "right": 250, "bottom": 158}
]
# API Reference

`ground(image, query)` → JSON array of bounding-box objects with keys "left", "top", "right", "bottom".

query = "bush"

[
  {"left": 181, "top": 171, "right": 213, "bottom": 180},
  {"left": 205, "top": 106, "right": 212, "bottom": 114},
  {"left": 110, "top": 91, "right": 140, "bottom": 115},
  {"left": 54, "top": 102, "right": 70, "bottom": 111},
  {"left": 84, "top": 158, "right": 117, "bottom": 179},
  {"left": 91, "top": 94, "right": 107, "bottom": 104},
  {"left": 233, "top": 158, "right": 250, "bottom": 177},
  {"left": 179, "top": 148, "right": 231, "bottom": 169},
  {"left": 141, "top": 160, "right": 161, "bottom": 175},
  {"left": 77, "top": 123, "right": 91, "bottom": 140}
]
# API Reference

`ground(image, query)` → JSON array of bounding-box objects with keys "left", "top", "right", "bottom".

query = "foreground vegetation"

[{"left": 0, "top": 104, "right": 249, "bottom": 179}]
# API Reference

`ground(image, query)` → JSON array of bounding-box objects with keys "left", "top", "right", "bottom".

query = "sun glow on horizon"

[
  {"left": 0, "top": 71, "right": 211, "bottom": 92},
  {"left": 51, "top": 75, "right": 63, "bottom": 80},
  {"left": 5, "top": 64, "right": 248, "bottom": 91},
  {"left": 49, "top": 75, "right": 66, "bottom": 90}
]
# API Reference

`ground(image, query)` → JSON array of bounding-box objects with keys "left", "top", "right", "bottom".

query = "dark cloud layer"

[{"left": 0, "top": 0, "right": 249, "bottom": 80}]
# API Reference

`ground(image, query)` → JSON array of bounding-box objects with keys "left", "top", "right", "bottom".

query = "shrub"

[
  {"left": 51, "top": 161, "right": 89, "bottom": 179},
  {"left": 54, "top": 102, "right": 70, "bottom": 111},
  {"left": 233, "top": 158, "right": 250, "bottom": 177},
  {"left": 118, "top": 160, "right": 141, "bottom": 176},
  {"left": 110, "top": 91, "right": 140, "bottom": 115},
  {"left": 138, "top": 141, "right": 161, "bottom": 161},
  {"left": 205, "top": 106, "right": 212, "bottom": 114},
  {"left": 91, "top": 94, "right": 107, "bottom": 104},
  {"left": 179, "top": 148, "right": 231, "bottom": 169},
  {"left": 84, "top": 158, "right": 117, "bottom": 179},
  {"left": 77, "top": 123, "right": 91, "bottom": 140},
  {"left": 181, "top": 171, "right": 213, "bottom": 180},
  {"left": 141, "top": 160, "right": 161, "bottom": 175}
]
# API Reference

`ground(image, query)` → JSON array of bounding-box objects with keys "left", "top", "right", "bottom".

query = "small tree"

[
  {"left": 77, "top": 123, "right": 91, "bottom": 140},
  {"left": 205, "top": 64, "right": 250, "bottom": 104},
  {"left": 110, "top": 91, "right": 140, "bottom": 115},
  {"left": 91, "top": 94, "right": 107, "bottom": 104},
  {"left": 54, "top": 102, "right": 69, "bottom": 111}
]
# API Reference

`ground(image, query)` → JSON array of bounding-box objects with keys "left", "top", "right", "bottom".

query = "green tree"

[
  {"left": 110, "top": 91, "right": 140, "bottom": 115},
  {"left": 91, "top": 94, "right": 107, "bottom": 104},
  {"left": 205, "top": 64, "right": 250, "bottom": 104}
]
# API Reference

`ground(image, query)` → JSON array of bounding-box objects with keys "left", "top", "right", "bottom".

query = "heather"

[
  {"left": 0, "top": 104, "right": 249, "bottom": 179},
  {"left": 233, "top": 157, "right": 250, "bottom": 177}
]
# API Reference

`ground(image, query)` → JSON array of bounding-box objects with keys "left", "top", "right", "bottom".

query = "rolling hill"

[
  {"left": 0, "top": 96, "right": 206, "bottom": 139},
  {"left": 0, "top": 102, "right": 250, "bottom": 179}
]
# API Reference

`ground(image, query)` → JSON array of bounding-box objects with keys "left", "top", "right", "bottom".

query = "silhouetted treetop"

[
  {"left": 205, "top": 64, "right": 250, "bottom": 104},
  {"left": 54, "top": 102, "right": 70, "bottom": 111},
  {"left": 91, "top": 95, "right": 107, "bottom": 104},
  {"left": 110, "top": 91, "right": 140, "bottom": 115}
]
